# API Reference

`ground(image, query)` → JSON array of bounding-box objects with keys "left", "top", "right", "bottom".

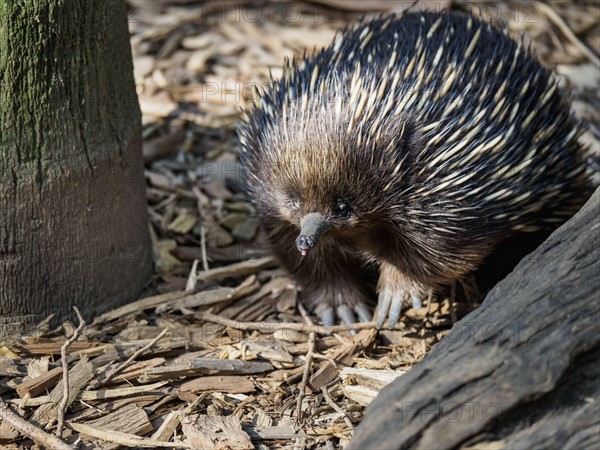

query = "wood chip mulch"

[{"left": 1, "top": 1, "right": 598, "bottom": 448}]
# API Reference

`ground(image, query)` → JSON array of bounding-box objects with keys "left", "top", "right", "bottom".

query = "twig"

[
  {"left": 56, "top": 306, "right": 85, "bottom": 438},
  {"left": 186, "top": 259, "right": 199, "bottom": 291},
  {"left": 200, "top": 225, "right": 210, "bottom": 272},
  {"left": 321, "top": 383, "right": 354, "bottom": 428},
  {"left": 536, "top": 1, "right": 600, "bottom": 68},
  {"left": 295, "top": 303, "right": 316, "bottom": 425},
  {"left": 99, "top": 328, "right": 170, "bottom": 386},
  {"left": 197, "top": 312, "right": 383, "bottom": 335},
  {"left": 0, "top": 396, "right": 73, "bottom": 450},
  {"left": 69, "top": 422, "right": 190, "bottom": 448}
]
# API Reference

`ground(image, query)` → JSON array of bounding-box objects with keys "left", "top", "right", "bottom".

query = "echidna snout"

[{"left": 295, "top": 213, "right": 330, "bottom": 256}]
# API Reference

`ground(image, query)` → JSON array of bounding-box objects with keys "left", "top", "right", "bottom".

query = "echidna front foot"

[
  {"left": 377, "top": 262, "right": 428, "bottom": 329},
  {"left": 306, "top": 290, "right": 373, "bottom": 328},
  {"left": 314, "top": 301, "right": 372, "bottom": 328}
]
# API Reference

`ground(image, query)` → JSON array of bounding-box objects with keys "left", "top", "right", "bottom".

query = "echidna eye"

[{"left": 333, "top": 198, "right": 352, "bottom": 217}]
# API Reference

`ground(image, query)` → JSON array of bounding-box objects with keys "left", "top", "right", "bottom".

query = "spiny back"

[{"left": 240, "top": 12, "right": 590, "bottom": 235}]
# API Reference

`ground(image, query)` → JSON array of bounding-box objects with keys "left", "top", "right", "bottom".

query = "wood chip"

[
  {"left": 92, "top": 357, "right": 166, "bottom": 386},
  {"left": 242, "top": 425, "right": 300, "bottom": 441},
  {"left": 196, "top": 257, "right": 276, "bottom": 282},
  {"left": 182, "top": 414, "right": 253, "bottom": 450},
  {"left": 77, "top": 403, "right": 153, "bottom": 450},
  {"left": 0, "top": 356, "right": 29, "bottom": 377},
  {"left": 309, "top": 330, "right": 377, "bottom": 392},
  {"left": 70, "top": 421, "right": 188, "bottom": 449},
  {"left": 16, "top": 366, "right": 63, "bottom": 398},
  {"left": 139, "top": 92, "right": 178, "bottom": 118},
  {"left": 15, "top": 341, "right": 97, "bottom": 356},
  {"left": 156, "top": 275, "right": 260, "bottom": 313},
  {"left": 150, "top": 411, "right": 182, "bottom": 444},
  {"left": 95, "top": 290, "right": 189, "bottom": 322},
  {"left": 178, "top": 375, "right": 256, "bottom": 394},
  {"left": 139, "top": 358, "right": 274, "bottom": 383},
  {"left": 340, "top": 367, "right": 405, "bottom": 406}
]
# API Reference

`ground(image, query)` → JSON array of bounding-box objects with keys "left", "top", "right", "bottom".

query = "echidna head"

[
  {"left": 240, "top": 66, "right": 417, "bottom": 257},
  {"left": 241, "top": 113, "right": 414, "bottom": 257}
]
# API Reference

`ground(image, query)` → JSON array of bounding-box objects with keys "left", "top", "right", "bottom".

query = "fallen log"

[{"left": 349, "top": 188, "right": 600, "bottom": 450}]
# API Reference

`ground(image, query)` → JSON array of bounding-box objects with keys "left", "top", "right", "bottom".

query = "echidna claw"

[
  {"left": 337, "top": 304, "right": 358, "bottom": 335},
  {"left": 318, "top": 306, "right": 336, "bottom": 328},
  {"left": 355, "top": 303, "right": 372, "bottom": 323},
  {"left": 316, "top": 300, "right": 371, "bottom": 331},
  {"left": 337, "top": 304, "right": 356, "bottom": 325},
  {"left": 388, "top": 294, "right": 404, "bottom": 329},
  {"left": 376, "top": 289, "right": 393, "bottom": 329},
  {"left": 410, "top": 295, "right": 423, "bottom": 310}
]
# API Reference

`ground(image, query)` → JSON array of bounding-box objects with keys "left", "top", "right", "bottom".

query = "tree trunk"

[
  {"left": 349, "top": 188, "right": 599, "bottom": 450},
  {"left": 0, "top": 0, "right": 151, "bottom": 338}
]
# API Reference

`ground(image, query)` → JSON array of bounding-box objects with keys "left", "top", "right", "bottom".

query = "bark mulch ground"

[{"left": 1, "top": 1, "right": 598, "bottom": 448}]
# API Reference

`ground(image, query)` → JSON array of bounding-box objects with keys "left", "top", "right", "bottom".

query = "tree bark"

[
  {"left": 349, "top": 188, "right": 600, "bottom": 449},
  {"left": 0, "top": 0, "right": 151, "bottom": 337}
]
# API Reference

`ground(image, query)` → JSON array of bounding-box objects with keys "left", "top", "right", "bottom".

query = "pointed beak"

[{"left": 295, "top": 213, "right": 329, "bottom": 256}]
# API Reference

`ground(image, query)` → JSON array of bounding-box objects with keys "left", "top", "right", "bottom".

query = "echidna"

[{"left": 239, "top": 11, "right": 593, "bottom": 328}]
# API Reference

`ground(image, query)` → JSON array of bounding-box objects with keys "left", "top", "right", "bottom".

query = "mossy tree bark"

[{"left": 0, "top": 0, "right": 152, "bottom": 337}]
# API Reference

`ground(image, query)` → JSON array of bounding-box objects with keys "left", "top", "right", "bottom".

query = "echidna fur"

[{"left": 238, "top": 11, "right": 594, "bottom": 327}]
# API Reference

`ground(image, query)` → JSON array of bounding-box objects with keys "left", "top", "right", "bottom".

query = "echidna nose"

[
  {"left": 296, "top": 212, "right": 329, "bottom": 256},
  {"left": 296, "top": 235, "right": 315, "bottom": 256}
]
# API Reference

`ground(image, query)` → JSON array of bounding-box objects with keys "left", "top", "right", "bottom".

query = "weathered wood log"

[{"left": 349, "top": 188, "right": 600, "bottom": 450}]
